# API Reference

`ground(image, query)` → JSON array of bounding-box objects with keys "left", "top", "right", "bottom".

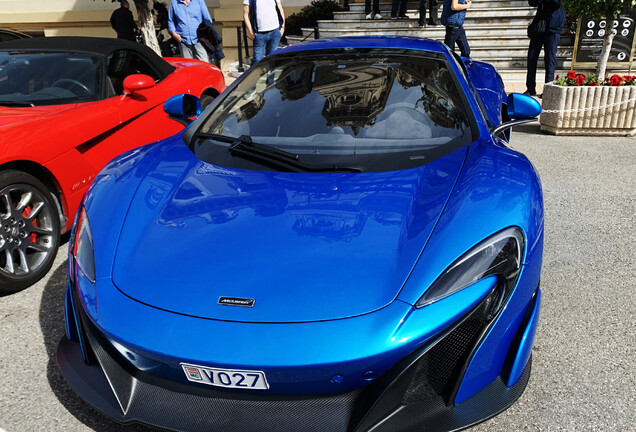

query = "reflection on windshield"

[
  {"left": 0, "top": 51, "right": 101, "bottom": 106},
  {"left": 197, "top": 49, "right": 473, "bottom": 172}
]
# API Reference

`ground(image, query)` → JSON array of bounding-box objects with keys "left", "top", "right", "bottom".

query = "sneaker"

[
  {"left": 391, "top": 15, "right": 398, "bottom": 19},
  {"left": 366, "top": 13, "right": 372, "bottom": 19},
  {"left": 428, "top": 20, "right": 441, "bottom": 26},
  {"left": 398, "top": 15, "right": 409, "bottom": 19},
  {"left": 417, "top": 21, "right": 426, "bottom": 27},
  {"left": 374, "top": 13, "right": 383, "bottom": 19},
  {"left": 523, "top": 89, "right": 537, "bottom": 96}
]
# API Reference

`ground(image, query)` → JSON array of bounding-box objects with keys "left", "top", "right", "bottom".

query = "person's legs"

[
  {"left": 251, "top": 32, "right": 266, "bottom": 66},
  {"left": 444, "top": 26, "right": 459, "bottom": 51},
  {"left": 365, "top": 0, "right": 371, "bottom": 15},
  {"left": 455, "top": 26, "right": 470, "bottom": 57},
  {"left": 398, "top": 0, "right": 408, "bottom": 17},
  {"left": 179, "top": 42, "right": 194, "bottom": 59},
  {"left": 544, "top": 31, "right": 561, "bottom": 83},
  {"left": 265, "top": 29, "right": 282, "bottom": 56},
  {"left": 428, "top": 0, "right": 439, "bottom": 24},
  {"left": 525, "top": 36, "right": 543, "bottom": 93},
  {"left": 193, "top": 41, "right": 209, "bottom": 62},
  {"left": 390, "top": 0, "right": 399, "bottom": 17},
  {"left": 419, "top": 0, "right": 427, "bottom": 25},
  {"left": 372, "top": 0, "right": 380, "bottom": 15}
]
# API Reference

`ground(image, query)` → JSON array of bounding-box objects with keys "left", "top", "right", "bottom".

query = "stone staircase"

[{"left": 287, "top": 0, "right": 573, "bottom": 82}]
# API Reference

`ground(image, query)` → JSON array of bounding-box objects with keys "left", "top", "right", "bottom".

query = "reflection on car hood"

[
  {"left": 112, "top": 140, "right": 468, "bottom": 323},
  {"left": 0, "top": 104, "right": 78, "bottom": 128}
]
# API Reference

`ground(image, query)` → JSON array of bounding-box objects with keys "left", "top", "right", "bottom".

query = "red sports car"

[{"left": 0, "top": 37, "right": 225, "bottom": 293}]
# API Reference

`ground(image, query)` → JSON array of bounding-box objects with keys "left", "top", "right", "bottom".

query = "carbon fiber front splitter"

[{"left": 56, "top": 332, "right": 531, "bottom": 432}]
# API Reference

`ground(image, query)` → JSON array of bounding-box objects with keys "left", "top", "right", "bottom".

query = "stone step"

[
  {"left": 304, "top": 24, "right": 532, "bottom": 37},
  {"left": 346, "top": 0, "right": 531, "bottom": 12},
  {"left": 333, "top": 8, "right": 535, "bottom": 21},
  {"left": 287, "top": 38, "right": 570, "bottom": 60},
  {"left": 320, "top": 17, "right": 532, "bottom": 29},
  {"left": 288, "top": 33, "right": 572, "bottom": 48}
]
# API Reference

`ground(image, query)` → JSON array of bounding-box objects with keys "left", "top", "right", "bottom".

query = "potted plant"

[{"left": 541, "top": 71, "right": 636, "bottom": 135}]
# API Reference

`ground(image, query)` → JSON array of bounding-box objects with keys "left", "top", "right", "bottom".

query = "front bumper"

[{"left": 57, "top": 280, "right": 539, "bottom": 432}]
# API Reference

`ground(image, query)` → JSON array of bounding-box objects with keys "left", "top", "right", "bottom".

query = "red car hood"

[{"left": 0, "top": 104, "right": 79, "bottom": 128}]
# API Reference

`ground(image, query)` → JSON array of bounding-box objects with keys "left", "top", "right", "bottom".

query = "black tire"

[
  {"left": 200, "top": 93, "right": 216, "bottom": 110},
  {"left": 0, "top": 170, "right": 61, "bottom": 294}
]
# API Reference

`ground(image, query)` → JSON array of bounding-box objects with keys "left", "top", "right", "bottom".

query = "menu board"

[{"left": 573, "top": 14, "right": 636, "bottom": 67}]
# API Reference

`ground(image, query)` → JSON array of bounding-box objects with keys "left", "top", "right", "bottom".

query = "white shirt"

[{"left": 244, "top": 0, "right": 281, "bottom": 32}]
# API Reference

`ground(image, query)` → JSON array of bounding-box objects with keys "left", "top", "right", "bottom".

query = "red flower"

[
  {"left": 575, "top": 74, "right": 585, "bottom": 85},
  {"left": 567, "top": 70, "right": 577, "bottom": 80},
  {"left": 588, "top": 80, "right": 598, "bottom": 86},
  {"left": 610, "top": 74, "right": 623, "bottom": 86}
]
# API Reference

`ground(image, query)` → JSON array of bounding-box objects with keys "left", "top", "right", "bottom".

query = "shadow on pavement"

[
  {"left": 512, "top": 122, "right": 543, "bottom": 135},
  {"left": 39, "top": 260, "right": 156, "bottom": 432}
]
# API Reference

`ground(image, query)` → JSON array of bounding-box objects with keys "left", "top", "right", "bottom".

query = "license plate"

[{"left": 180, "top": 363, "right": 269, "bottom": 390}]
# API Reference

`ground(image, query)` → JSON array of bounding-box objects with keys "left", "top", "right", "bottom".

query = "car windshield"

[
  {"left": 195, "top": 49, "right": 474, "bottom": 173},
  {"left": 0, "top": 51, "right": 101, "bottom": 106}
]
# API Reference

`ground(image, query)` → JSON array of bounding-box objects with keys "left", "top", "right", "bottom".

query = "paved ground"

[{"left": 0, "top": 124, "right": 634, "bottom": 431}]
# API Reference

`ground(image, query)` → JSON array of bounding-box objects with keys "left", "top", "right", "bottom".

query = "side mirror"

[
  {"left": 122, "top": 74, "right": 155, "bottom": 96},
  {"left": 507, "top": 93, "right": 542, "bottom": 120},
  {"left": 492, "top": 93, "right": 542, "bottom": 138},
  {"left": 163, "top": 94, "right": 201, "bottom": 124}
]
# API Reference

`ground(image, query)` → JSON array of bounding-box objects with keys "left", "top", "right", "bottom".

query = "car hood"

[
  {"left": 0, "top": 104, "right": 78, "bottom": 128},
  {"left": 112, "top": 142, "right": 468, "bottom": 322}
]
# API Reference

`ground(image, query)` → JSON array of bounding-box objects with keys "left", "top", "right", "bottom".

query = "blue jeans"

[
  {"left": 444, "top": 25, "right": 470, "bottom": 57},
  {"left": 252, "top": 29, "right": 282, "bottom": 66}
]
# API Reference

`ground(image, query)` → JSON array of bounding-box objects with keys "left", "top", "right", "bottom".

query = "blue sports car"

[{"left": 58, "top": 37, "right": 543, "bottom": 432}]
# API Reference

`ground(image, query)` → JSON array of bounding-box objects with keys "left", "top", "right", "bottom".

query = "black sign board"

[{"left": 573, "top": 14, "right": 636, "bottom": 68}]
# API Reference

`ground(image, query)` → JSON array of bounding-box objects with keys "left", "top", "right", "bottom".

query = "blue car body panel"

[
  {"left": 59, "top": 36, "right": 544, "bottom": 432},
  {"left": 110, "top": 139, "right": 468, "bottom": 322},
  {"left": 463, "top": 59, "right": 507, "bottom": 127}
]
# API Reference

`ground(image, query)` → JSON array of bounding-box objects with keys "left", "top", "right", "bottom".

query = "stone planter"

[{"left": 540, "top": 82, "right": 636, "bottom": 136}]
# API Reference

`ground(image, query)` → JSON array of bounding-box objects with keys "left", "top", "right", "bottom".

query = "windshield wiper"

[
  {"left": 196, "top": 132, "right": 363, "bottom": 173},
  {"left": 0, "top": 100, "right": 35, "bottom": 107}
]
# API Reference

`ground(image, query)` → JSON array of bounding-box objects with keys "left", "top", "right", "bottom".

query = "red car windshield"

[{"left": 0, "top": 51, "right": 101, "bottom": 106}]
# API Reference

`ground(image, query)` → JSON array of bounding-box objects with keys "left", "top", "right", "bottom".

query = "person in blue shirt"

[
  {"left": 525, "top": 0, "right": 565, "bottom": 96},
  {"left": 168, "top": 0, "right": 214, "bottom": 62},
  {"left": 440, "top": 0, "right": 471, "bottom": 57}
]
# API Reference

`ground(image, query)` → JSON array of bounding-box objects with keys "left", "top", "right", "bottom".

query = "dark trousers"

[
  {"left": 526, "top": 31, "right": 561, "bottom": 92},
  {"left": 419, "top": 0, "right": 439, "bottom": 25},
  {"left": 391, "top": 0, "right": 408, "bottom": 17},
  {"left": 365, "top": 0, "right": 380, "bottom": 15},
  {"left": 444, "top": 25, "right": 470, "bottom": 57}
]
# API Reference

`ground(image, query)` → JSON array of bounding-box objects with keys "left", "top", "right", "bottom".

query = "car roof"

[
  {"left": 275, "top": 36, "right": 451, "bottom": 56},
  {"left": 0, "top": 36, "right": 175, "bottom": 77}
]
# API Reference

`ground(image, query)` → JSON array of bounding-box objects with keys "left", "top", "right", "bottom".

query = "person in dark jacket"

[
  {"left": 110, "top": 0, "right": 139, "bottom": 41},
  {"left": 525, "top": 0, "right": 565, "bottom": 96},
  {"left": 441, "top": 0, "right": 471, "bottom": 57}
]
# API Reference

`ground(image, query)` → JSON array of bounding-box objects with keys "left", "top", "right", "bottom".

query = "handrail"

[
  {"left": 236, "top": 23, "right": 251, "bottom": 73},
  {"left": 299, "top": 26, "right": 320, "bottom": 42}
]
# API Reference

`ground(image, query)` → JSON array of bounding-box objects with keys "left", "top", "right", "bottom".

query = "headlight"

[
  {"left": 416, "top": 227, "right": 524, "bottom": 309},
  {"left": 72, "top": 207, "right": 95, "bottom": 283}
]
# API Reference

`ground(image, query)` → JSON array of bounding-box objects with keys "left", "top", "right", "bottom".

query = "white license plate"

[{"left": 180, "top": 363, "right": 269, "bottom": 390}]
